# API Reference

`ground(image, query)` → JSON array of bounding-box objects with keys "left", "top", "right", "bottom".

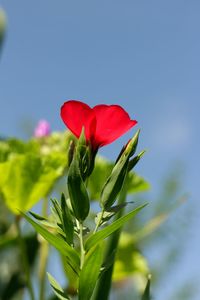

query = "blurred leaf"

[
  {"left": 47, "top": 273, "right": 70, "bottom": 300},
  {"left": 130, "top": 212, "right": 169, "bottom": 243},
  {"left": 127, "top": 172, "right": 150, "bottom": 194},
  {"left": 22, "top": 212, "right": 80, "bottom": 274},
  {"left": 0, "top": 151, "right": 66, "bottom": 213},
  {"left": 1, "top": 271, "right": 25, "bottom": 300},
  {"left": 79, "top": 244, "right": 103, "bottom": 300},
  {"left": 113, "top": 233, "right": 149, "bottom": 282},
  {"left": 85, "top": 204, "right": 147, "bottom": 251},
  {"left": 0, "top": 7, "right": 6, "bottom": 52}
]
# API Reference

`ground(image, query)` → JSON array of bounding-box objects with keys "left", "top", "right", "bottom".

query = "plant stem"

[
  {"left": 79, "top": 221, "right": 85, "bottom": 269},
  {"left": 15, "top": 216, "right": 35, "bottom": 300},
  {"left": 93, "top": 183, "right": 127, "bottom": 300},
  {"left": 39, "top": 197, "right": 49, "bottom": 300}
]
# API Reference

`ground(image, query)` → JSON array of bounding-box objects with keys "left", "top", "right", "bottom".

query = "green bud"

[
  {"left": 67, "top": 154, "right": 90, "bottom": 221},
  {"left": 100, "top": 130, "right": 140, "bottom": 210},
  {"left": 76, "top": 128, "right": 96, "bottom": 180}
]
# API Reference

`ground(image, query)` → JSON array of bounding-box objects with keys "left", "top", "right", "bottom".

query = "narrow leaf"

[
  {"left": 79, "top": 244, "right": 103, "bottom": 300},
  {"left": 29, "top": 211, "right": 47, "bottom": 221},
  {"left": 22, "top": 212, "right": 80, "bottom": 274},
  {"left": 47, "top": 272, "right": 70, "bottom": 300},
  {"left": 85, "top": 204, "right": 147, "bottom": 251}
]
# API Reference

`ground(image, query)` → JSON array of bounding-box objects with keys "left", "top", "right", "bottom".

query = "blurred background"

[{"left": 0, "top": 1, "right": 199, "bottom": 299}]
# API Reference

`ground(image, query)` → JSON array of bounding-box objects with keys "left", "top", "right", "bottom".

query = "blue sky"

[{"left": 0, "top": 1, "right": 200, "bottom": 299}]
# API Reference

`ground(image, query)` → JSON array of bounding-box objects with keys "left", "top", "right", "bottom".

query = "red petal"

[
  {"left": 60, "top": 100, "right": 96, "bottom": 141},
  {"left": 93, "top": 104, "right": 137, "bottom": 147}
]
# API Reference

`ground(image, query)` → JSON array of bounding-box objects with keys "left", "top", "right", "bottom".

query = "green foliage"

[
  {"left": 85, "top": 204, "right": 147, "bottom": 251},
  {"left": 100, "top": 130, "right": 140, "bottom": 209},
  {"left": 22, "top": 212, "right": 80, "bottom": 275},
  {"left": 113, "top": 233, "right": 149, "bottom": 282},
  {"left": 47, "top": 273, "right": 70, "bottom": 300},
  {"left": 0, "top": 129, "right": 153, "bottom": 300},
  {"left": 88, "top": 156, "right": 150, "bottom": 202},
  {"left": 0, "top": 133, "right": 69, "bottom": 214},
  {"left": 0, "top": 152, "right": 65, "bottom": 213},
  {"left": 79, "top": 244, "right": 103, "bottom": 300}
]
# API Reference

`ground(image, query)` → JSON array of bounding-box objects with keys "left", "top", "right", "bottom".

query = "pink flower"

[
  {"left": 60, "top": 100, "right": 137, "bottom": 150},
  {"left": 34, "top": 120, "right": 50, "bottom": 137}
]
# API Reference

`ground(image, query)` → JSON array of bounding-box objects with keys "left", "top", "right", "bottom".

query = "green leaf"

[
  {"left": 141, "top": 275, "right": 151, "bottom": 300},
  {"left": 22, "top": 212, "right": 80, "bottom": 274},
  {"left": 85, "top": 204, "right": 147, "bottom": 251},
  {"left": 68, "top": 156, "right": 90, "bottom": 221},
  {"left": 79, "top": 244, "right": 103, "bottom": 300},
  {"left": 47, "top": 272, "right": 70, "bottom": 300}
]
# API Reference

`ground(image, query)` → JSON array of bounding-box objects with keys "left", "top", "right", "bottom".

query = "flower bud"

[{"left": 100, "top": 130, "right": 140, "bottom": 209}]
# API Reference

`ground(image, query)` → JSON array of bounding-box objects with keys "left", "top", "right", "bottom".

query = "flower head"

[
  {"left": 34, "top": 120, "right": 51, "bottom": 137},
  {"left": 60, "top": 100, "right": 137, "bottom": 151}
]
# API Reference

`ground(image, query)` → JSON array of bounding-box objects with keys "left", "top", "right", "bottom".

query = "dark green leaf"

[
  {"left": 29, "top": 211, "right": 47, "bottom": 221},
  {"left": 79, "top": 244, "right": 103, "bottom": 300},
  {"left": 85, "top": 204, "right": 147, "bottom": 251}
]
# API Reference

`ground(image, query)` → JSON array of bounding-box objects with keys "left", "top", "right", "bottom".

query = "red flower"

[{"left": 60, "top": 100, "right": 137, "bottom": 150}]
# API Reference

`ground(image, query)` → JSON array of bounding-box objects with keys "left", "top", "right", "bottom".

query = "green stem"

[
  {"left": 79, "top": 221, "right": 85, "bottom": 269},
  {"left": 15, "top": 216, "right": 35, "bottom": 300},
  {"left": 39, "top": 197, "right": 49, "bottom": 300},
  {"left": 93, "top": 184, "right": 127, "bottom": 300}
]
